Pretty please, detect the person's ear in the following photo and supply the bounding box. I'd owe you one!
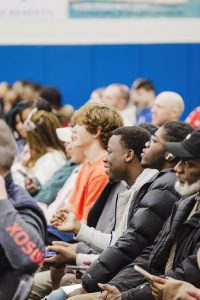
[125,149,135,163]
[165,152,175,161]
[92,128,101,139]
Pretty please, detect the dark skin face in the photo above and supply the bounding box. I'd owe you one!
[141,127,169,171]
[174,158,200,185]
[104,135,137,186]
[104,135,130,183]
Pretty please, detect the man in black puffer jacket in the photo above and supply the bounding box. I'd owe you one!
[77,122,193,295]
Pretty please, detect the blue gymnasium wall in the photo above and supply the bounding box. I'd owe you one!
[0,43,200,119]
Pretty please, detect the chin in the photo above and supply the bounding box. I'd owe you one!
[175,180,200,196]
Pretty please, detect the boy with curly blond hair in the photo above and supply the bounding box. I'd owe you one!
[69,102,123,221]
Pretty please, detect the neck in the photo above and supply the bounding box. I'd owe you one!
[83,141,106,163]
[160,161,175,171]
[125,163,144,187]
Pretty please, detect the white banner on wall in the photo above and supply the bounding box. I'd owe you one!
[0,0,66,19]
[0,0,200,44]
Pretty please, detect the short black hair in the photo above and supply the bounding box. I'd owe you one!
[133,79,155,92]
[112,126,150,161]
[40,86,62,109]
[139,123,158,136]
[162,121,194,142]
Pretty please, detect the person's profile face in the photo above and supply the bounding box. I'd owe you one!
[15,113,27,139]
[20,108,32,123]
[104,135,127,182]
[141,127,166,170]
[72,123,94,150]
[152,98,172,127]
[131,88,149,108]
[175,158,200,186]
[103,87,118,108]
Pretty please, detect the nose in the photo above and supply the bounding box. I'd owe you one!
[174,160,183,174]
[145,141,150,148]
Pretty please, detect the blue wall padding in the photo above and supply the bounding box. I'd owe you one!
[0,43,200,119]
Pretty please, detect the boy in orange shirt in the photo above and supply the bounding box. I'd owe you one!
[69,102,123,222]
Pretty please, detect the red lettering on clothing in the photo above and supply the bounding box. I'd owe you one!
[6,222,21,236]
[14,231,29,246]
[22,241,36,255]
[6,222,44,266]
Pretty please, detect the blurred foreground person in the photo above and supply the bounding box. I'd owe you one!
[0,120,46,300]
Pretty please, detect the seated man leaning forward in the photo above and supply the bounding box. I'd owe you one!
[0,120,46,300]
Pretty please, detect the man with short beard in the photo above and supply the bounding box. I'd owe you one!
[98,128,200,300]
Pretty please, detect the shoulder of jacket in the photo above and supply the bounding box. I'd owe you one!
[150,169,176,188]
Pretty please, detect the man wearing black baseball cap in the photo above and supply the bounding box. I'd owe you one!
[165,129,200,159]
[164,129,200,198]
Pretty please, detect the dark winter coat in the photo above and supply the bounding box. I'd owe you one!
[82,169,180,292]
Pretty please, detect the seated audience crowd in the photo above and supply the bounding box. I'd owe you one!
[0,78,199,300]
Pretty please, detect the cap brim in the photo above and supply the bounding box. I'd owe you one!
[165,142,196,159]
[56,127,72,143]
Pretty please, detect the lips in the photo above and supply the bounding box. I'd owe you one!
[104,165,110,175]
[176,176,185,184]
[141,148,147,159]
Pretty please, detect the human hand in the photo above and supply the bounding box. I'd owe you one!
[98,284,121,300]
[82,260,92,266]
[45,241,77,267]
[149,276,167,300]
[25,176,40,194]
[0,175,7,200]
[187,290,200,300]
[50,208,81,234]
[68,287,86,298]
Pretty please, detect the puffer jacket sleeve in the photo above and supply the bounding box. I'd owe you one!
[81,171,179,292]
